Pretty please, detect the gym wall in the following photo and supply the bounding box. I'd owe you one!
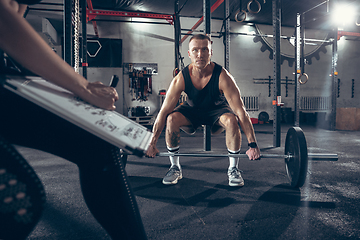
[31,15,360,121]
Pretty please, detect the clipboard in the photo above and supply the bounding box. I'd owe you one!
[2,75,153,156]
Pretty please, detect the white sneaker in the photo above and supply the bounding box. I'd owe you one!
[227,167,244,187]
[162,165,182,185]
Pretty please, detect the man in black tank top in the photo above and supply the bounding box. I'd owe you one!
[147,34,261,187]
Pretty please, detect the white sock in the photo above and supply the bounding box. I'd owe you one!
[228,149,240,170]
[167,146,181,169]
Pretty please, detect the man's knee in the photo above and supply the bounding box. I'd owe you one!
[221,114,240,130]
[166,112,184,128]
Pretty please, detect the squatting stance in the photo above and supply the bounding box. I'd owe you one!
[146,34,261,187]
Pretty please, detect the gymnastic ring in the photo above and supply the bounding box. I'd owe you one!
[247,0,261,14]
[356,18,360,26]
[298,73,309,84]
[235,9,247,22]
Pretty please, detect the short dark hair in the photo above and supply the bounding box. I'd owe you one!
[189,34,211,44]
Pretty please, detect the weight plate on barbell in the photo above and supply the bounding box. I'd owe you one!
[284,127,308,188]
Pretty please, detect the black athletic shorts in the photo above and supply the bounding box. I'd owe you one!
[174,102,234,134]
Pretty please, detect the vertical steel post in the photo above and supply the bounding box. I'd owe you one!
[81,0,87,79]
[204,0,211,151]
[174,0,181,70]
[64,0,73,66]
[224,0,230,71]
[301,14,305,75]
[272,0,281,147]
[294,13,301,127]
[204,0,211,35]
[330,30,338,130]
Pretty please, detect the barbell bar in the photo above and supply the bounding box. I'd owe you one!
[149,127,338,188]
[156,152,338,161]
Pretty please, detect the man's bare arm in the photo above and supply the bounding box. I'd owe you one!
[146,73,185,157]
[219,68,260,159]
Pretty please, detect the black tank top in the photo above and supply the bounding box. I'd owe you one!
[16,0,42,5]
[182,62,228,109]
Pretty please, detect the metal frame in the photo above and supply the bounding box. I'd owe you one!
[203,0,212,151]
[63,0,73,66]
[180,0,224,44]
[204,0,211,35]
[81,0,87,78]
[294,1,340,130]
[272,0,281,147]
[300,15,306,76]
[224,0,230,71]
[85,0,173,38]
[86,0,99,37]
[87,10,174,23]
[337,31,360,39]
[294,13,301,127]
[330,30,338,130]
[174,0,181,71]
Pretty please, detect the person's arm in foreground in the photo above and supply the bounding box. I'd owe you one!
[146,73,184,157]
[220,68,261,160]
[0,0,118,110]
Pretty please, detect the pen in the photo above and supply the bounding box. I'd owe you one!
[109,75,119,88]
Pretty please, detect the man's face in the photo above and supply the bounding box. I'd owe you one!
[188,38,212,69]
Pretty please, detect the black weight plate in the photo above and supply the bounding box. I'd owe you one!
[284,127,308,188]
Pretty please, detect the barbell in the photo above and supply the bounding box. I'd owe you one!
[154,127,338,188]
[157,152,338,161]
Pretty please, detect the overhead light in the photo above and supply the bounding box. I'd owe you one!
[241,25,256,34]
[332,3,357,27]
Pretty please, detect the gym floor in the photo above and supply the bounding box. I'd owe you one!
[19,123,359,240]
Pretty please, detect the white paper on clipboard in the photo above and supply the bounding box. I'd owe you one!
[3,76,153,156]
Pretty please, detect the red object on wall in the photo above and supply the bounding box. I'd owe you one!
[87,9,174,24]
[86,0,174,37]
